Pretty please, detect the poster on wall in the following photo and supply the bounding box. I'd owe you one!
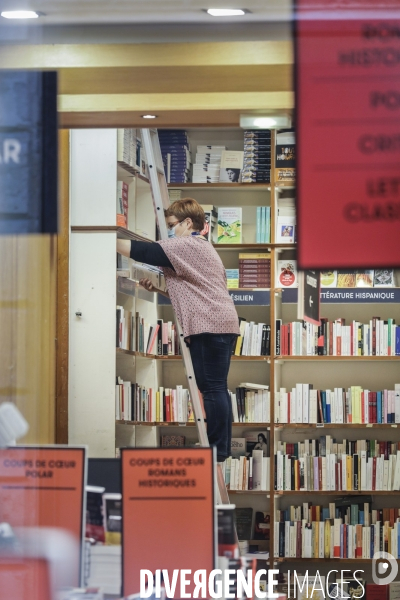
[295,0,400,268]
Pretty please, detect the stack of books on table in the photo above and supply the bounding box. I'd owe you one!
[239,253,271,288]
[226,269,239,288]
[242,130,271,183]
[158,129,191,183]
[192,145,226,183]
[86,545,121,596]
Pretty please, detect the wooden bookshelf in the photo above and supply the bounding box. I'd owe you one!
[276,490,398,496]
[274,355,400,361]
[117,350,270,362]
[167,183,270,190]
[276,423,399,429]
[116,421,271,427]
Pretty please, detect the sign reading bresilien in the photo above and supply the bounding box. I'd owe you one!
[121,447,215,598]
[295,1,400,268]
[0,71,58,233]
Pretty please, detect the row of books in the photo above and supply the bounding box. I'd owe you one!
[256,206,271,243]
[276,436,399,459]
[159,129,191,184]
[277,501,397,527]
[193,145,225,183]
[242,130,271,183]
[116,181,129,227]
[229,385,270,423]
[238,252,271,288]
[235,319,271,356]
[321,269,397,288]
[117,128,141,170]
[275,447,400,492]
[226,269,239,288]
[116,310,179,356]
[275,384,400,424]
[275,318,400,356]
[221,452,270,491]
[115,381,193,422]
[274,516,400,559]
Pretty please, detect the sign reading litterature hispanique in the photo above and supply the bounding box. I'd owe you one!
[0,71,58,234]
[295,0,400,268]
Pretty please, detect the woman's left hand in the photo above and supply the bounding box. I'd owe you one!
[139,278,154,292]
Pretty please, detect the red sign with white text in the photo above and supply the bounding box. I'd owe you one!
[295,1,400,268]
[122,447,215,598]
[0,446,86,586]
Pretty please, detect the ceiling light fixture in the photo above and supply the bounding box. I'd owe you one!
[240,114,292,130]
[1,10,39,18]
[207,8,246,16]
[141,114,157,119]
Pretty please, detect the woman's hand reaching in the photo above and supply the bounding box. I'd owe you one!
[139,278,155,292]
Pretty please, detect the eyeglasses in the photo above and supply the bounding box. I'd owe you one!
[167,220,185,230]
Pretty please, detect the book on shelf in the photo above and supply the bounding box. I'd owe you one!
[275,317,400,356]
[226,269,239,289]
[374,269,395,287]
[221,452,270,491]
[231,437,246,458]
[161,435,185,447]
[320,271,338,288]
[230,384,270,423]
[256,206,271,244]
[239,253,271,288]
[234,318,270,356]
[116,382,192,423]
[199,204,217,242]
[274,436,400,492]
[217,207,242,244]
[117,128,139,171]
[275,130,295,182]
[276,260,298,288]
[274,500,400,560]
[219,150,244,183]
[276,197,296,243]
[235,507,253,541]
[158,129,191,184]
[245,430,270,458]
[116,181,129,227]
[243,130,271,183]
[116,309,179,355]
[275,383,400,424]
[253,511,270,541]
[193,144,225,183]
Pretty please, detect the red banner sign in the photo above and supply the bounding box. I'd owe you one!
[295,1,400,268]
[122,447,215,597]
[0,446,86,586]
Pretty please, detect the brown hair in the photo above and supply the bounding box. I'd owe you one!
[165,198,205,231]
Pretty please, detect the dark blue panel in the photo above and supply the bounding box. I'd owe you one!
[282,288,400,304]
[0,71,58,233]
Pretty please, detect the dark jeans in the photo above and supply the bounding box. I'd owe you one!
[189,333,237,461]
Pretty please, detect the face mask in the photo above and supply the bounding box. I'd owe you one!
[168,226,177,239]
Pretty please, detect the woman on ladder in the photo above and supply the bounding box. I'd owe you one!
[117,197,239,463]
